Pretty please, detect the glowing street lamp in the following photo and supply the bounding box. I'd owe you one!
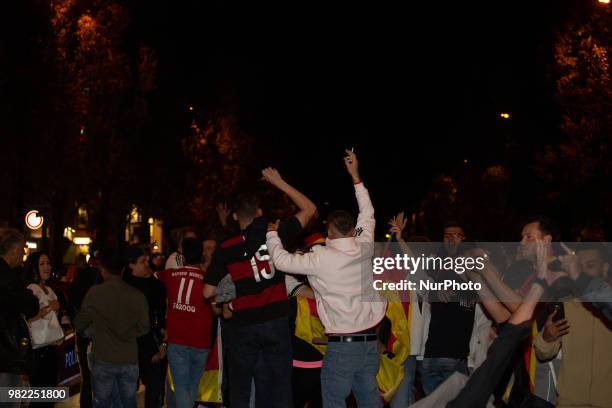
[499,112,511,120]
[598,0,610,4]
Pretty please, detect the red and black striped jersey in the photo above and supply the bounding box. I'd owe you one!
[205,216,302,326]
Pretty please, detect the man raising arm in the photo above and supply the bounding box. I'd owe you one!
[203,167,316,299]
[267,150,386,408]
[201,168,316,408]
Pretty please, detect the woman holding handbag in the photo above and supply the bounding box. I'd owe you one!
[24,251,65,406]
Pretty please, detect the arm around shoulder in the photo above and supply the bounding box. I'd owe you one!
[267,231,320,275]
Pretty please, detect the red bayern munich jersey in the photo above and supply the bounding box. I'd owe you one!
[158,266,213,349]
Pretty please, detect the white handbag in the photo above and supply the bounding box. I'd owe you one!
[27,284,65,348]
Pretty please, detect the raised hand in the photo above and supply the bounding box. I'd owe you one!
[261,167,284,187]
[388,211,407,242]
[559,243,580,280]
[216,202,230,227]
[343,149,360,183]
[267,219,280,233]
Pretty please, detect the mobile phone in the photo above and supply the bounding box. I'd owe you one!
[548,302,565,322]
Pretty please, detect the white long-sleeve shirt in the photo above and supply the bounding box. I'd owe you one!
[266,182,386,334]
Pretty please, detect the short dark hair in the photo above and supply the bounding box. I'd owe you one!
[125,245,148,265]
[524,216,558,240]
[327,210,355,236]
[0,228,24,256]
[234,193,260,220]
[181,237,203,265]
[576,242,609,260]
[179,226,198,242]
[98,248,124,275]
[23,251,50,285]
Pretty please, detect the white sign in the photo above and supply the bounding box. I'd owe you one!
[25,210,44,230]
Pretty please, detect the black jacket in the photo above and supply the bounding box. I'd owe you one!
[124,273,167,367]
[67,266,100,321]
[0,258,39,373]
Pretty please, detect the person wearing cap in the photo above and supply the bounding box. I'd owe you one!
[266,150,386,408]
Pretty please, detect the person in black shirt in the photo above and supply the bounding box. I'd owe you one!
[420,223,477,395]
[67,246,103,408]
[204,167,316,408]
[0,228,39,399]
[123,246,167,408]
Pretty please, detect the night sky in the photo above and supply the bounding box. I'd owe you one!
[2,0,595,240]
[130,0,574,221]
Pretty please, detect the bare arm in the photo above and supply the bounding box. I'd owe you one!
[261,168,316,228]
[467,272,511,324]
[387,212,436,298]
[484,240,552,314]
[203,284,217,299]
[481,265,522,313]
[29,301,59,322]
[295,285,315,299]
[509,283,544,325]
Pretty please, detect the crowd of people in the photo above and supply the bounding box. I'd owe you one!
[1,150,611,408]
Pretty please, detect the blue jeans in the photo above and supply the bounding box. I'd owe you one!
[111,381,123,408]
[389,355,417,408]
[166,343,209,408]
[321,341,382,408]
[419,357,469,395]
[91,359,139,408]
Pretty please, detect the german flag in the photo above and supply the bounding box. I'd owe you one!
[523,321,538,393]
[503,320,538,401]
[197,328,222,403]
[295,295,327,354]
[167,320,223,404]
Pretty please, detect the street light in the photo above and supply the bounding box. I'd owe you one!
[598,0,610,4]
[500,112,511,120]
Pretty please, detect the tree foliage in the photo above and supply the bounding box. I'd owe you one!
[536,7,612,187]
[50,0,158,243]
[182,111,254,225]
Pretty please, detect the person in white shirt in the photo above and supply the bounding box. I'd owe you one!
[24,251,65,405]
[266,150,386,408]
